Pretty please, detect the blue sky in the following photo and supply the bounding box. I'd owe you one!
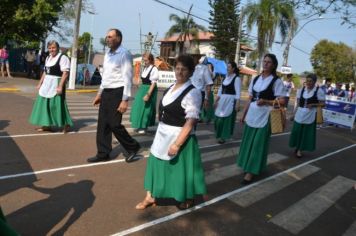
[62,0,356,73]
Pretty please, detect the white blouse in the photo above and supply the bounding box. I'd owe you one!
[217,73,241,100]
[45,53,70,72]
[162,79,202,119]
[294,86,326,124]
[245,75,285,128]
[141,65,159,82]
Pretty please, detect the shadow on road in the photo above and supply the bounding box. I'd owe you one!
[0,120,37,197]
[7,180,95,235]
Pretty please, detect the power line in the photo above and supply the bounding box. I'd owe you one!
[152,0,209,23]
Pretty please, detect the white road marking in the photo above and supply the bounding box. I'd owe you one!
[229,164,320,207]
[270,175,354,234]
[110,143,356,236]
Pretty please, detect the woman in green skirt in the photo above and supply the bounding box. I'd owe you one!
[1,206,18,236]
[29,40,73,133]
[130,53,158,134]
[214,61,241,144]
[237,54,285,184]
[289,73,325,158]
[136,55,206,210]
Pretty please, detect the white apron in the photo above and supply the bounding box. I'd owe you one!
[150,122,182,161]
[38,75,60,98]
[214,94,235,117]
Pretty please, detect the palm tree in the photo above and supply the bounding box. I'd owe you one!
[100,37,106,53]
[244,0,298,71]
[165,9,207,54]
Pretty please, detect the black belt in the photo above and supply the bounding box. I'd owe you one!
[103,87,123,92]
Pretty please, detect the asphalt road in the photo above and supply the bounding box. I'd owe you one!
[1,77,355,236]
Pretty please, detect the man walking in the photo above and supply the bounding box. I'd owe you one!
[87,28,140,163]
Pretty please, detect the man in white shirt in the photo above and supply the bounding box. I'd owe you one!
[190,53,213,115]
[87,28,140,163]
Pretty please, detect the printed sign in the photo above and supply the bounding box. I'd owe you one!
[157,71,176,88]
[281,66,292,74]
[323,95,356,129]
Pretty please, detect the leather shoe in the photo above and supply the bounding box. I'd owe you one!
[87,156,110,163]
[125,151,138,163]
[241,178,253,185]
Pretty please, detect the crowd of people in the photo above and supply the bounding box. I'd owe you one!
[0,27,350,233]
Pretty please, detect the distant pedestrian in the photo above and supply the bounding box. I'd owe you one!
[320,78,333,95]
[333,82,345,97]
[25,49,36,78]
[135,55,206,210]
[214,61,241,144]
[130,53,158,134]
[29,40,73,133]
[87,28,140,163]
[289,73,325,158]
[283,73,295,109]
[0,45,12,78]
[237,54,285,185]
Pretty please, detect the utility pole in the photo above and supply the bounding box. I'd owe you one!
[234,7,244,65]
[68,0,82,90]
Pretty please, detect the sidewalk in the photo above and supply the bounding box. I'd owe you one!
[0,76,99,93]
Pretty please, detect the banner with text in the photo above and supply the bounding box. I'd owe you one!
[323,95,356,129]
[157,71,176,88]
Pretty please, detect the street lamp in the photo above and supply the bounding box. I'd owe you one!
[282,16,323,67]
[87,10,97,65]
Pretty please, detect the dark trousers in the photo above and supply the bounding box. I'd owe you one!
[96,87,140,158]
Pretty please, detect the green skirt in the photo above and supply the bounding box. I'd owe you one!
[130,85,157,129]
[214,110,236,140]
[144,135,207,202]
[29,94,73,127]
[200,91,215,123]
[237,121,271,175]
[289,121,316,151]
[0,207,18,236]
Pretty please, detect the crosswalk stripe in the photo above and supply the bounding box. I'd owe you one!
[270,175,355,235]
[205,153,289,185]
[343,221,356,236]
[70,110,100,114]
[67,107,99,110]
[202,147,239,163]
[228,164,320,207]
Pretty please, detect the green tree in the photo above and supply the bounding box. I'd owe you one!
[165,9,207,54]
[208,0,245,61]
[0,0,92,46]
[244,0,297,71]
[310,40,355,83]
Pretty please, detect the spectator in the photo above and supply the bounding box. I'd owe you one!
[283,73,295,109]
[333,83,346,97]
[320,78,333,95]
[25,49,36,78]
[0,45,12,78]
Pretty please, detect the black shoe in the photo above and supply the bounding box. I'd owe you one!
[125,146,141,163]
[87,156,110,163]
[240,178,253,185]
[218,139,225,144]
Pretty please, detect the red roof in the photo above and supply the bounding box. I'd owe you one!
[239,66,257,76]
